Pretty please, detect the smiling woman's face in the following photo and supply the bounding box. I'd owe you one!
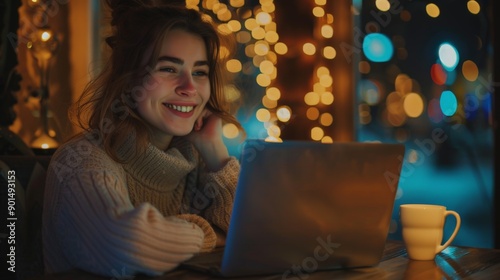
[135,29,210,145]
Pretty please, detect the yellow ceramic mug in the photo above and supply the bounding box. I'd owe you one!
[400,204,461,261]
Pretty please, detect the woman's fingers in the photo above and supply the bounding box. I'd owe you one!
[194,109,212,131]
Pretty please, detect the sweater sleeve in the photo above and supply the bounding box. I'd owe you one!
[43,145,209,277]
[188,157,240,233]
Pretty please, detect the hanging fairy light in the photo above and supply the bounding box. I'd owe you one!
[186,0,286,142]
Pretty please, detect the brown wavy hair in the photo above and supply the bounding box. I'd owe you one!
[72,1,243,162]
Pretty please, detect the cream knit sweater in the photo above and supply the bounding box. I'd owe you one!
[42,133,239,277]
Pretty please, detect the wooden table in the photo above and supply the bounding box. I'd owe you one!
[30,240,500,280]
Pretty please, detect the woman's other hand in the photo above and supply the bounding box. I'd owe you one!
[185,109,230,171]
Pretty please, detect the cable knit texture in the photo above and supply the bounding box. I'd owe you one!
[42,133,239,277]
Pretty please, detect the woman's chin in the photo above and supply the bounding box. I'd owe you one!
[172,128,195,137]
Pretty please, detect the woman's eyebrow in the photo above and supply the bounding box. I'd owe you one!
[157,55,208,66]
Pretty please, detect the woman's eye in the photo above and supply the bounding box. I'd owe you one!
[193,70,208,77]
[158,67,175,73]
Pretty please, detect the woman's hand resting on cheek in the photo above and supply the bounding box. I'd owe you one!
[185,109,231,172]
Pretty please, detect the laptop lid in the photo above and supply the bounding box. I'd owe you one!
[219,139,405,277]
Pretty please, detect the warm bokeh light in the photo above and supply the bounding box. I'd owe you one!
[312,7,325,17]
[426,3,440,18]
[267,124,281,138]
[224,85,241,103]
[254,41,270,56]
[375,0,391,12]
[385,109,406,127]
[311,127,324,141]
[320,113,333,126]
[320,92,334,105]
[467,0,480,14]
[262,95,277,108]
[430,63,447,85]
[31,133,59,149]
[236,31,251,43]
[245,44,255,57]
[41,31,51,41]
[256,108,271,122]
[222,123,240,139]
[276,106,292,122]
[229,0,245,8]
[252,54,264,67]
[358,61,371,74]
[256,73,271,87]
[303,43,316,55]
[266,87,281,100]
[261,1,276,13]
[274,42,288,55]
[313,83,325,94]
[217,9,232,22]
[316,66,329,77]
[321,25,334,38]
[267,51,278,64]
[307,107,320,120]
[219,46,230,59]
[319,75,333,87]
[265,31,279,43]
[256,12,272,25]
[217,24,232,35]
[386,91,404,114]
[252,27,266,39]
[315,0,327,5]
[304,91,320,106]
[323,46,336,59]
[321,136,333,143]
[227,20,242,32]
[462,60,479,82]
[395,74,412,94]
[259,60,274,75]
[245,18,258,30]
[226,59,242,73]
[186,0,199,7]
[326,13,334,24]
[403,93,424,118]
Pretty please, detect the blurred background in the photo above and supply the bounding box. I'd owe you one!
[1,0,494,248]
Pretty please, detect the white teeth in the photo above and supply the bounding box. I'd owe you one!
[166,104,194,113]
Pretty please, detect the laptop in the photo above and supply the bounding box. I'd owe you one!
[182,139,405,278]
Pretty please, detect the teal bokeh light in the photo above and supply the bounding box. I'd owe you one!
[362,33,393,62]
[438,43,459,71]
[440,90,458,116]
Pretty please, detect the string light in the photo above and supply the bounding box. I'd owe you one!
[186,0,287,141]
[186,0,338,142]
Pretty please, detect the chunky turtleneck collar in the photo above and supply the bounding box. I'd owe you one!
[121,138,198,192]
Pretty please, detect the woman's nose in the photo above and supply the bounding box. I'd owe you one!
[175,72,197,97]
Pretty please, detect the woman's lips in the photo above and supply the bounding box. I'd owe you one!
[163,103,196,118]
[165,103,194,113]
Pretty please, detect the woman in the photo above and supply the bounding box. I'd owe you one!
[42,1,243,277]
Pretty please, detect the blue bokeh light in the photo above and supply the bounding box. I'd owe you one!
[440,90,458,116]
[362,33,393,62]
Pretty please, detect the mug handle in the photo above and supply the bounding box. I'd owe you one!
[436,210,461,253]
